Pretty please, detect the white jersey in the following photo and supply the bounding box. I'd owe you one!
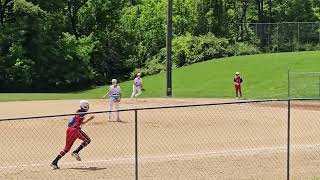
[109,85,121,96]
[134,77,142,87]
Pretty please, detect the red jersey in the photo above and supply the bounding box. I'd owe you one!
[233,76,243,85]
[68,109,86,129]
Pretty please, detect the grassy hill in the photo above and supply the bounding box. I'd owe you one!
[1,51,320,101]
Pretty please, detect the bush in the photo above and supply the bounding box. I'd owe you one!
[133,48,167,78]
[172,33,231,67]
[132,33,262,78]
[298,43,320,51]
[231,42,260,55]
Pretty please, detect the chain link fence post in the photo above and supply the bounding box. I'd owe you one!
[287,98,291,180]
[318,22,320,45]
[318,76,320,97]
[288,68,290,98]
[277,22,279,52]
[135,109,138,180]
[297,22,300,51]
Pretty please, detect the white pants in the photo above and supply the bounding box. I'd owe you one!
[131,85,142,98]
[109,98,120,119]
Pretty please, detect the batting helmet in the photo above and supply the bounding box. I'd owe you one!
[80,100,90,111]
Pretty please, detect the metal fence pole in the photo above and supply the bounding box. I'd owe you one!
[318,22,320,45]
[288,68,290,98]
[287,68,291,180]
[268,23,271,52]
[319,76,320,97]
[234,24,238,56]
[256,23,258,38]
[166,0,173,97]
[287,98,291,180]
[135,109,138,180]
[277,23,279,52]
[297,22,300,51]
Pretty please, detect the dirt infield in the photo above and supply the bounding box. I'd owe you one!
[0,98,319,179]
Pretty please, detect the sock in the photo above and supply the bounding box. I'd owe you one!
[73,145,84,154]
[52,155,62,164]
[52,150,66,164]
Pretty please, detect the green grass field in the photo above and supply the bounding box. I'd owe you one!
[1,51,320,101]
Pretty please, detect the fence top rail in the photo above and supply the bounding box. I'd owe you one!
[238,22,320,25]
[289,72,320,74]
[0,98,319,122]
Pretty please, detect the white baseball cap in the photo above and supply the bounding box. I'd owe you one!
[111,79,117,83]
[236,72,240,75]
[137,73,141,76]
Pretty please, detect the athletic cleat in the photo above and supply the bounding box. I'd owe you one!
[50,163,60,170]
[72,152,82,161]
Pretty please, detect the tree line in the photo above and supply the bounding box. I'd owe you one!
[0,0,319,92]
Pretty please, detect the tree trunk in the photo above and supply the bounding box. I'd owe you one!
[67,0,89,39]
[0,1,3,27]
[268,0,272,49]
[256,0,263,22]
[67,1,79,39]
[0,0,11,27]
[256,0,265,49]
[239,0,249,40]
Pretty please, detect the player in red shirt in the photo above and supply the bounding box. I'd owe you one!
[51,100,94,170]
[234,72,243,99]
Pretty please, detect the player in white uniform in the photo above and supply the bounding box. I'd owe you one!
[103,79,121,121]
[130,73,143,100]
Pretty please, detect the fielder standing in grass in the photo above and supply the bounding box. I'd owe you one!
[130,72,143,100]
[51,100,94,170]
[234,72,243,99]
[103,79,121,121]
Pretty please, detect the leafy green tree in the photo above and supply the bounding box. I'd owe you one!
[0,0,319,92]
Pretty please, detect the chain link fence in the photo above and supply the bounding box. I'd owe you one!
[138,101,288,179]
[0,98,319,179]
[237,22,320,52]
[0,110,136,179]
[290,99,320,179]
[289,72,320,98]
